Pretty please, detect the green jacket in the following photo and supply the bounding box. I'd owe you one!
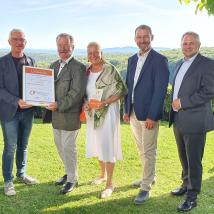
[51,57,86,131]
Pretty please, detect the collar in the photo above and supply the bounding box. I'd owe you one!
[137,48,151,58]
[59,54,73,64]
[10,52,25,59]
[86,63,105,76]
[183,53,198,63]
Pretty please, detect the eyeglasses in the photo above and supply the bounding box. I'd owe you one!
[11,38,26,43]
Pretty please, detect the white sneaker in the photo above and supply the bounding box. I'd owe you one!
[132,180,142,188]
[16,175,38,185]
[100,186,114,199]
[4,182,16,196]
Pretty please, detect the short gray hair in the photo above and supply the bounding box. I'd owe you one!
[181,31,201,45]
[135,25,153,35]
[56,33,74,43]
[9,28,25,40]
[87,41,105,63]
[87,41,102,51]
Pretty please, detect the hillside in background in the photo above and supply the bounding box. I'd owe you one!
[0,47,213,83]
[0,46,172,56]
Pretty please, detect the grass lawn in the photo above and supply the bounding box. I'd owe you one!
[0,120,214,214]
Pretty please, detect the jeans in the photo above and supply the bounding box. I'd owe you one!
[1,109,34,183]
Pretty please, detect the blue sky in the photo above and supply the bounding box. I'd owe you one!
[0,0,213,49]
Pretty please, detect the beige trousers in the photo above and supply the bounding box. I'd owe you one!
[53,129,78,183]
[130,111,159,191]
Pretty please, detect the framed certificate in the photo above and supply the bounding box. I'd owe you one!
[23,66,55,106]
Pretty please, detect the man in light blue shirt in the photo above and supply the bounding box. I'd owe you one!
[169,32,214,212]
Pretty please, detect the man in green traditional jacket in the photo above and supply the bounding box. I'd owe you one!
[46,33,86,194]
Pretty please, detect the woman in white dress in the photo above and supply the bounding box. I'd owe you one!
[83,42,127,198]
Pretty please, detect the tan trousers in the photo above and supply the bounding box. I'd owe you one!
[130,111,159,191]
[53,129,78,183]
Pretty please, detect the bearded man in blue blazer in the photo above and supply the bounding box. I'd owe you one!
[0,29,38,196]
[123,25,169,204]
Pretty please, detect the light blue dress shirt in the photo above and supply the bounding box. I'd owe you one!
[173,54,198,102]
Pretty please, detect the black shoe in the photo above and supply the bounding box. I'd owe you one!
[134,190,150,205]
[171,187,187,196]
[55,175,67,186]
[177,200,197,212]
[60,182,78,194]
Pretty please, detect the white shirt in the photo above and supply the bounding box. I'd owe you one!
[132,50,150,103]
[173,53,198,102]
[57,54,73,77]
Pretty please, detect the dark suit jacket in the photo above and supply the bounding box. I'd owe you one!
[124,49,169,121]
[0,53,35,121]
[169,53,214,134]
[48,57,86,131]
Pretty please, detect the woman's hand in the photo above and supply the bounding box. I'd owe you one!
[83,101,91,111]
[89,99,108,110]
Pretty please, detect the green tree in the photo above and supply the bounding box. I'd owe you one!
[179,0,214,15]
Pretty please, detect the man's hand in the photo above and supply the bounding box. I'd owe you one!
[145,118,156,129]
[18,99,32,109]
[123,114,130,123]
[46,102,58,111]
[172,99,181,112]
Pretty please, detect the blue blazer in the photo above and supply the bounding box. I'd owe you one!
[0,53,35,121]
[125,49,169,121]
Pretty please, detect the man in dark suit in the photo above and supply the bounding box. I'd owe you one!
[123,25,169,204]
[46,33,86,194]
[170,31,214,212]
[0,29,38,196]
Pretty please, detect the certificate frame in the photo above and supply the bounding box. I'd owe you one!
[23,66,55,106]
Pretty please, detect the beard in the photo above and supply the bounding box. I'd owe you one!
[139,43,151,53]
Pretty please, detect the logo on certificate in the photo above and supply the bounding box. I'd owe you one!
[29,90,36,95]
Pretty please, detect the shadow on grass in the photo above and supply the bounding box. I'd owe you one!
[0,181,179,214]
[44,189,180,214]
[44,175,214,214]
[0,181,135,214]
[0,183,181,214]
[0,176,214,214]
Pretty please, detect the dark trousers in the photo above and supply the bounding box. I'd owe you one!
[173,124,206,201]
